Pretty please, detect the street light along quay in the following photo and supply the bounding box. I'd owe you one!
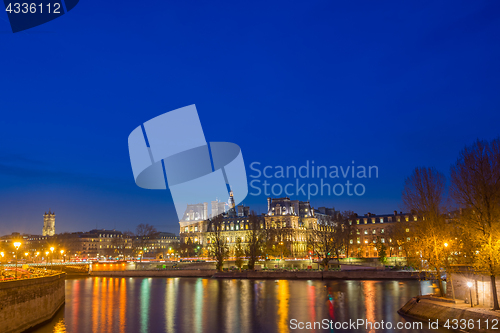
[467,282,473,308]
[60,250,65,270]
[14,241,21,279]
[50,247,54,271]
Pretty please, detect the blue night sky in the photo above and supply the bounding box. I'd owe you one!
[1,1,499,236]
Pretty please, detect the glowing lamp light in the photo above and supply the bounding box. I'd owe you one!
[444,243,448,248]
[0,252,4,257]
[50,247,54,252]
[467,282,473,288]
[60,250,64,255]
[14,242,21,249]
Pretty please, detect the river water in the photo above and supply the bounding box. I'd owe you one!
[33,277,453,333]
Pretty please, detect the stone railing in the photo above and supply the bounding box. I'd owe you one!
[0,273,65,333]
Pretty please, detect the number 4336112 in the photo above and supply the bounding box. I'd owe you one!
[5,3,61,14]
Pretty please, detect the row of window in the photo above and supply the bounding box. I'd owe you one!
[348,215,417,225]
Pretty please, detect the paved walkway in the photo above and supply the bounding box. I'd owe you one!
[420,296,500,317]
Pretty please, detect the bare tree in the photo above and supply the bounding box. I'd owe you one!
[134,223,159,259]
[234,237,245,270]
[180,238,196,257]
[341,210,357,259]
[207,215,229,271]
[307,223,340,270]
[402,166,448,296]
[450,138,500,309]
[245,211,264,270]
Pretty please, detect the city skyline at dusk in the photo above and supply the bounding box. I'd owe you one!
[1,1,499,237]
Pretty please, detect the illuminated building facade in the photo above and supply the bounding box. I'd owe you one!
[347,211,418,258]
[179,196,339,257]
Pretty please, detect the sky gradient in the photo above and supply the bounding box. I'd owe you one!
[1,1,499,236]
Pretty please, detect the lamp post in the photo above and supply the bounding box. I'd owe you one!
[1,252,4,271]
[14,242,21,279]
[36,252,40,263]
[279,241,283,269]
[467,282,473,307]
[45,251,49,264]
[60,250,65,271]
[50,247,54,271]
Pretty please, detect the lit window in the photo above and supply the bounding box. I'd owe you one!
[364,230,368,235]
[372,230,376,234]
[381,238,385,243]
[405,228,409,232]
[381,229,384,234]
[350,239,353,244]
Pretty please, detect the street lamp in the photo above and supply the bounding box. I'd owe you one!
[45,251,49,265]
[60,250,65,262]
[444,242,448,248]
[36,252,40,263]
[50,247,54,270]
[1,252,4,270]
[467,282,473,307]
[14,242,21,279]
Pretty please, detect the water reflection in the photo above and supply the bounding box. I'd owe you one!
[33,278,451,333]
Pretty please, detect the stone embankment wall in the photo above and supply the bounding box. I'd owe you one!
[0,273,65,333]
[91,269,422,280]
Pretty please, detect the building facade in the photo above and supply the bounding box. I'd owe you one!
[179,196,339,258]
[347,211,418,259]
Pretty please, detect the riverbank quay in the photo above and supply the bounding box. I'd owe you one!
[0,273,66,333]
[398,296,500,333]
[90,269,423,280]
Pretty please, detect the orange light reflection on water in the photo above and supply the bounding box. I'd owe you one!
[92,277,100,333]
[119,278,126,333]
[363,281,376,333]
[277,280,289,333]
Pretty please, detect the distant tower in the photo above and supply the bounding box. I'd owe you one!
[42,210,55,236]
[228,190,235,210]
